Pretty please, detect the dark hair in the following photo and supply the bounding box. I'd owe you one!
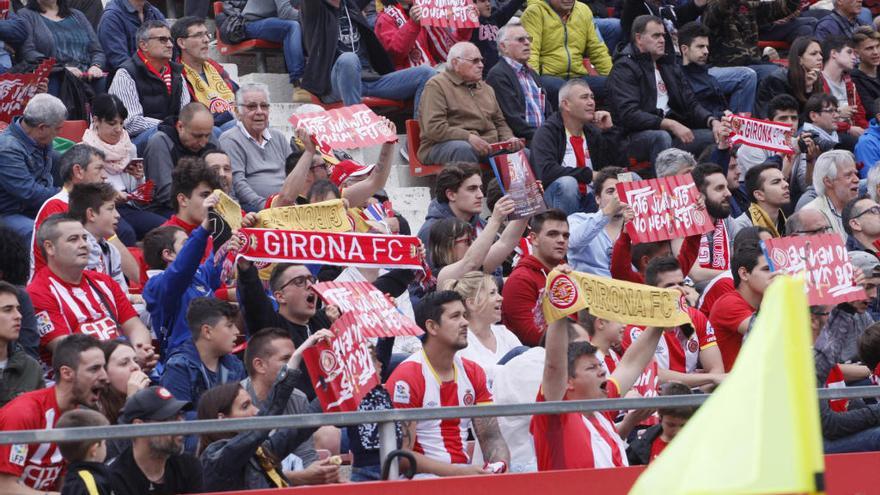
[91,93,128,123]
[428,217,474,270]
[59,143,104,184]
[56,409,109,462]
[415,290,464,333]
[98,340,135,425]
[186,297,238,340]
[197,382,243,453]
[691,162,724,193]
[143,225,185,270]
[821,36,854,64]
[656,382,696,419]
[788,36,823,104]
[434,164,482,203]
[485,178,503,212]
[0,227,30,285]
[178,102,212,125]
[567,341,599,378]
[52,334,102,378]
[645,256,681,287]
[767,94,800,121]
[267,263,306,292]
[592,167,625,196]
[858,322,880,371]
[25,0,71,17]
[68,182,118,225]
[631,240,669,270]
[0,280,18,299]
[36,214,82,261]
[170,16,206,44]
[244,328,291,377]
[677,21,708,48]
[529,208,568,235]
[804,93,838,123]
[731,243,764,287]
[171,157,223,211]
[843,196,872,236]
[732,226,772,251]
[202,148,228,161]
[307,179,341,203]
[744,162,781,203]
[631,14,663,39]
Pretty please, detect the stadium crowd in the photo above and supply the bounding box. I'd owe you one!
[3,0,880,491]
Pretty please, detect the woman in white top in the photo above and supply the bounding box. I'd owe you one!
[442,271,522,388]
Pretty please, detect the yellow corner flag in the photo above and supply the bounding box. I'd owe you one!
[629,276,825,495]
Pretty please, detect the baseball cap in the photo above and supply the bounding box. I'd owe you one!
[848,251,880,279]
[119,386,191,424]
[330,160,375,187]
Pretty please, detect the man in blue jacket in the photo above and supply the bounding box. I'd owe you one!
[97,0,166,71]
[0,94,65,239]
[0,14,27,74]
[856,97,880,179]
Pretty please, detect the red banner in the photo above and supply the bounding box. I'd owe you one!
[416,0,479,28]
[288,104,396,151]
[303,311,381,412]
[489,150,546,220]
[616,175,713,244]
[763,234,867,306]
[233,228,424,270]
[0,59,54,123]
[313,281,423,337]
[729,115,795,155]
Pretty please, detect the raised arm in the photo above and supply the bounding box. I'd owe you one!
[483,217,528,274]
[342,124,396,208]
[273,128,317,208]
[611,326,663,395]
[435,197,512,286]
[541,318,571,402]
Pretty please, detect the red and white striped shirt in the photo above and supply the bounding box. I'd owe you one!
[385,350,493,464]
[621,307,717,373]
[27,268,138,367]
[0,387,64,491]
[29,189,69,280]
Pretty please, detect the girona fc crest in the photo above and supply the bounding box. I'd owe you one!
[687,338,699,354]
[548,274,578,310]
[319,350,338,374]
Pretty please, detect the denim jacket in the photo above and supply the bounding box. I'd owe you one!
[0,118,60,216]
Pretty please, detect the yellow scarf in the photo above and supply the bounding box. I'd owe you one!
[748,203,785,238]
[182,62,235,115]
[255,446,289,488]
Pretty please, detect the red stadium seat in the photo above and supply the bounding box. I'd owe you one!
[405,119,443,177]
[308,94,409,112]
[213,2,281,72]
[57,120,88,142]
[758,40,790,50]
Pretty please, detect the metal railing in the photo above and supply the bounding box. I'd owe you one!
[1,386,877,479]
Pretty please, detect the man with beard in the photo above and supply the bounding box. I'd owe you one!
[108,386,202,494]
[803,150,862,241]
[690,163,736,284]
[733,162,791,238]
[387,291,510,477]
[0,334,108,493]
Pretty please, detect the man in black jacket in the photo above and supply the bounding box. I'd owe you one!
[529,79,619,214]
[608,15,723,170]
[300,0,436,116]
[486,23,550,143]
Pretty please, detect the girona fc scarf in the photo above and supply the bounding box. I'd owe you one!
[182,61,235,115]
[232,228,424,270]
[826,363,849,413]
[697,218,729,270]
[384,5,434,68]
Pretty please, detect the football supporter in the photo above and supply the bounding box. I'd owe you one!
[0,334,107,493]
[733,162,790,238]
[386,290,511,476]
[626,382,696,464]
[845,197,880,257]
[690,162,736,284]
[785,207,835,236]
[610,227,702,285]
[531,315,665,471]
[582,313,624,374]
[654,148,697,178]
[801,150,861,240]
[27,215,153,370]
[67,183,131,292]
[57,409,112,495]
[0,282,43,407]
[108,386,203,494]
[418,164,487,267]
[502,209,569,346]
[203,150,234,199]
[820,37,868,141]
[162,156,225,234]
[568,167,632,277]
[709,243,774,371]
[697,226,773,317]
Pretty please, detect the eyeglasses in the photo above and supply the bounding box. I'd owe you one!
[148,36,173,44]
[810,310,830,317]
[853,205,880,219]
[183,30,214,40]
[513,35,533,43]
[241,102,271,112]
[794,225,832,235]
[277,274,316,291]
[819,108,840,115]
[457,56,484,65]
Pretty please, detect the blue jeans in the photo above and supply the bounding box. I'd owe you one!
[540,74,607,111]
[350,465,382,482]
[747,63,784,87]
[708,66,757,115]
[328,53,436,117]
[1,213,36,240]
[825,425,880,453]
[425,140,479,164]
[117,204,168,241]
[758,16,816,44]
[543,176,592,215]
[594,17,622,54]
[244,18,305,82]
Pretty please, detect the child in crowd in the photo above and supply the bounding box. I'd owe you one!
[58,409,113,495]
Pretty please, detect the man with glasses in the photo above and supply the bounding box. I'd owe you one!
[109,20,191,154]
[220,83,291,212]
[237,259,331,400]
[785,208,834,236]
[418,41,522,165]
[802,150,861,241]
[486,24,550,143]
[844,197,880,320]
[172,17,239,135]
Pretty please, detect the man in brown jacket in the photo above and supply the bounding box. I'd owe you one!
[418,42,524,165]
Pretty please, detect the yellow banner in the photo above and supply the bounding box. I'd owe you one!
[212,189,242,231]
[258,199,351,231]
[541,269,691,327]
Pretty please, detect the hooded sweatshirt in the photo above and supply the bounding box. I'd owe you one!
[0,342,44,407]
[417,199,486,270]
[144,122,219,211]
[501,254,553,346]
[856,118,880,179]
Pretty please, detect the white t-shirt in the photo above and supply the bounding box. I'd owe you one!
[825,77,847,107]
[488,347,545,472]
[655,64,670,115]
[458,324,523,389]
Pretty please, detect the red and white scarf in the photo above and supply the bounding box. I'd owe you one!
[697,218,730,270]
[384,5,434,68]
[137,50,172,94]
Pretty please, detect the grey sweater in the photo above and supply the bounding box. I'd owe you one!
[242,0,300,21]
[219,124,290,211]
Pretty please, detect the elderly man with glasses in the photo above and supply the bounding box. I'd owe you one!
[219,83,292,212]
[801,149,861,241]
[418,41,523,165]
[109,20,191,154]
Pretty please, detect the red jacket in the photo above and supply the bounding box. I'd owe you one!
[501,254,552,346]
[610,230,702,284]
[821,73,869,132]
[374,8,437,70]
